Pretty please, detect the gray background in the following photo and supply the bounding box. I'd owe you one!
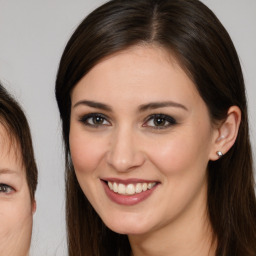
[0,1,255,255]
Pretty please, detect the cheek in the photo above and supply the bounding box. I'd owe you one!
[147,129,211,177]
[69,130,106,176]
[148,140,194,176]
[0,198,33,248]
[69,129,109,209]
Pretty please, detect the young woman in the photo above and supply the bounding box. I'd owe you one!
[0,84,38,255]
[55,0,256,255]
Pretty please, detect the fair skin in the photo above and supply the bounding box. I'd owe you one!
[69,45,240,256]
[0,125,35,256]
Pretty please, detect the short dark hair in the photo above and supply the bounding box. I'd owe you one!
[0,83,38,200]
[55,0,256,255]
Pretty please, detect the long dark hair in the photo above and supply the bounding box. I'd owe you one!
[55,0,256,255]
[0,83,38,200]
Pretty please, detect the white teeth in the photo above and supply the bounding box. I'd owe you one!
[142,183,147,191]
[118,184,126,194]
[107,181,156,195]
[113,182,118,193]
[135,183,142,193]
[148,183,153,189]
[126,184,135,195]
[108,181,113,190]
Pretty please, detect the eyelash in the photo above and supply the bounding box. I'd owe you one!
[79,113,177,130]
[79,113,111,127]
[0,183,14,194]
[143,114,177,129]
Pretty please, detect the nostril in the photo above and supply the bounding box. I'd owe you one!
[106,134,145,172]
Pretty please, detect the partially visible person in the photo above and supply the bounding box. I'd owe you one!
[0,83,38,256]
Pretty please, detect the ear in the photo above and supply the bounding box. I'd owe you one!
[32,200,37,214]
[209,106,241,161]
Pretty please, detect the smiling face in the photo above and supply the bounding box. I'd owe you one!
[69,46,218,237]
[0,125,34,256]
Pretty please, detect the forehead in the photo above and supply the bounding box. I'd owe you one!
[0,124,24,172]
[71,45,201,108]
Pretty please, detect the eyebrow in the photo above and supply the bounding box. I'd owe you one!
[0,168,19,176]
[138,101,188,112]
[73,100,112,112]
[73,100,188,112]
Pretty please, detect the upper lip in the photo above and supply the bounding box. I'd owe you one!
[101,178,159,185]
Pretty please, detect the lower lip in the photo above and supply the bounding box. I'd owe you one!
[102,181,158,206]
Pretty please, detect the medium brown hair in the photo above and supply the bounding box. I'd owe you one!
[0,83,38,200]
[55,0,256,255]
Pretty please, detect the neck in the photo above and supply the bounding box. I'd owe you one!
[128,186,216,256]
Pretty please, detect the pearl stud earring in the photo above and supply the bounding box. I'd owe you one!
[216,151,223,158]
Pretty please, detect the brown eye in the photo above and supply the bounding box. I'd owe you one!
[143,114,177,129]
[92,116,105,125]
[79,113,111,127]
[153,117,167,126]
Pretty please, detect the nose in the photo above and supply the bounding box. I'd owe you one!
[106,126,145,172]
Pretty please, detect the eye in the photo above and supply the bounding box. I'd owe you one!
[143,114,177,129]
[0,184,14,194]
[79,113,111,127]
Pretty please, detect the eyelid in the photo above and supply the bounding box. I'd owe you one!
[79,113,111,127]
[0,183,15,194]
[143,113,177,129]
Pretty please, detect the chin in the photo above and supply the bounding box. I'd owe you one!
[102,215,152,235]
[107,224,148,235]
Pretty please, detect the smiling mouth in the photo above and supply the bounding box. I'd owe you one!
[107,181,157,195]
